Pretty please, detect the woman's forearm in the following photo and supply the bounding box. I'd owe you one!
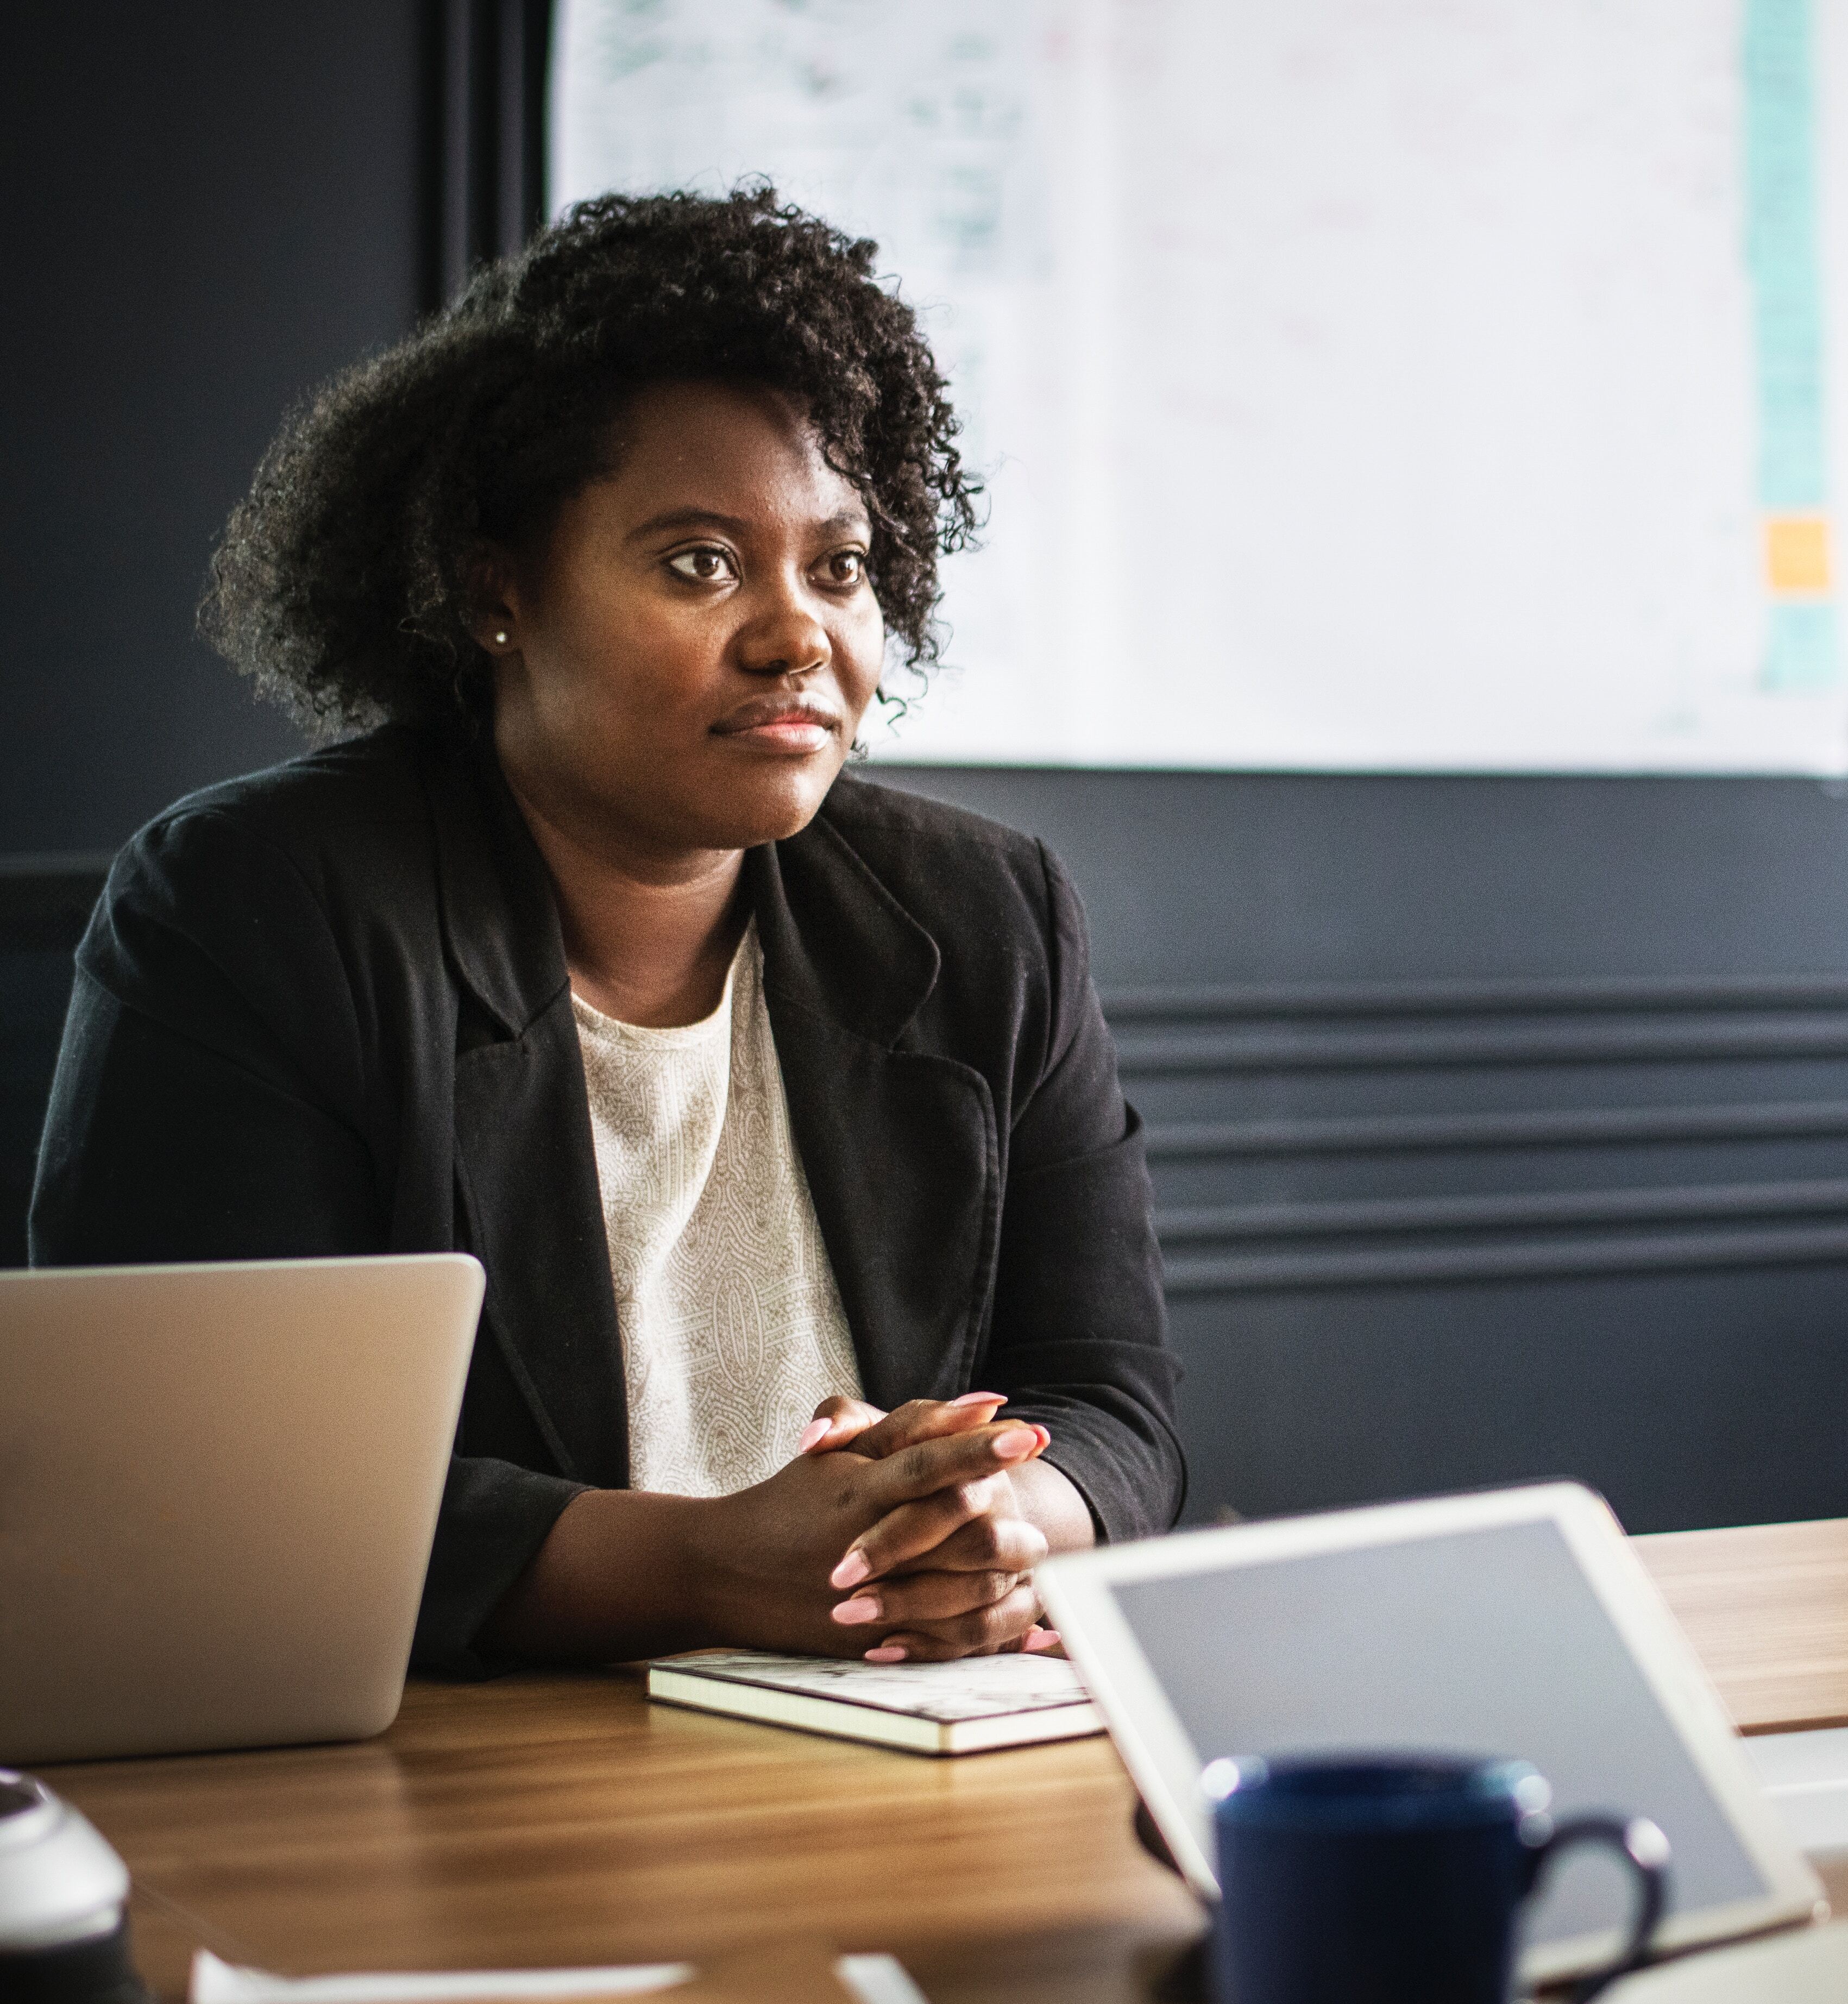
[482,1429,1097,1666]
[1010,1458,1097,1557]
[480,1487,718,1663]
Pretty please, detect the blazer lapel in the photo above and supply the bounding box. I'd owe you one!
[420,735,1002,1482]
[751,815,1001,1413]
[424,736,628,1488]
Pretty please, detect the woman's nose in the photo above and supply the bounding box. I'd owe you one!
[736,589,831,678]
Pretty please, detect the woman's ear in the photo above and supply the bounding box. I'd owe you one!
[466,546,521,655]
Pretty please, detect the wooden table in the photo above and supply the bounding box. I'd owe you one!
[41,1518,1848,2004]
[1633,1518,1848,1736]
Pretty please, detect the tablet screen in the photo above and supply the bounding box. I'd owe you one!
[1111,1519,1768,1944]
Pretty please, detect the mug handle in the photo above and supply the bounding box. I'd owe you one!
[1524,1814,1671,2004]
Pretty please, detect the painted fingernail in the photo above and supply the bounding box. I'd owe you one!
[953,1391,1005,1406]
[831,1595,882,1626]
[1023,1628,1062,1652]
[829,1548,871,1590]
[992,1427,1038,1461]
[865,1645,908,1663]
[1030,1424,1051,1449]
[797,1418,830,1453]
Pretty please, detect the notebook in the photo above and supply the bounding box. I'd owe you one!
[645,1650,1102,1755]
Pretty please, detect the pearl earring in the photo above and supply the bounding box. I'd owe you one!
[493,630,508,646]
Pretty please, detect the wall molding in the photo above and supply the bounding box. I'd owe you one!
[1114,978,1848,1293]
[1164,1221,1848,1294]
[1143,1100,1848,1159]
[1156,1177,1848,1242]
[1115,1017,1848,1075]
[1102,973,1848,1021]
[0,855,112,953]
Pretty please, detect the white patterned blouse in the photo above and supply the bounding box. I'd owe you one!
[572,919,864,1498]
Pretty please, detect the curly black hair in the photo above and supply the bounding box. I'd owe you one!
[200,186,981,735]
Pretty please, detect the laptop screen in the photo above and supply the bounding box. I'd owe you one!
[1111,1518,1768,1944]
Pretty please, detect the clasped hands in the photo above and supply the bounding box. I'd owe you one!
[694,1392,1063,1663]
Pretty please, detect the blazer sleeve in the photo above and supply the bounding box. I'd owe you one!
[29,811,584,1676]
[984,843,1186,1541]
[31,811,383,1262]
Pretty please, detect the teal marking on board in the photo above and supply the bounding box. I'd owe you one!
[1766,601,1840,689]
[1744,0,1827,510]
[1743,0,1839,689]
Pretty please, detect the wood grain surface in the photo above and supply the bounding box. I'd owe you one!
[1633,1518,1848,1733]
[49,1669,1202,2004]
[42,1519,1848,2004]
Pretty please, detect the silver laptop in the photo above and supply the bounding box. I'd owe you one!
[0,1254,482,1764]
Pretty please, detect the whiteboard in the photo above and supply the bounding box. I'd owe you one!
[551,0,1848,774]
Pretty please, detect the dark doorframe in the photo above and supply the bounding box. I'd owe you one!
[422,0,552,310]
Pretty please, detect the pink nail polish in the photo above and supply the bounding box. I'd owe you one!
[797,1418,830,1453]
[1023,1628,1062,1652]
[829,1548,871,1590]
[865,1645,908,1663]
[1030,1424,1051,1449]
[952,1391,1005,1406]
[831,1595,881,1625]
[992,1427,1037,1461]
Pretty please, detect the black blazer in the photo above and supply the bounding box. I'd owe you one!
[30,726,1184,1672]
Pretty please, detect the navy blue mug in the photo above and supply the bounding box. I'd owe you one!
[1206,1754,1670,2004]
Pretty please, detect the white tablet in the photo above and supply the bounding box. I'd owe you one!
[1037,1482,1825,1989]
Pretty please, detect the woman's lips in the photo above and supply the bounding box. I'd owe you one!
[711,700,841,755]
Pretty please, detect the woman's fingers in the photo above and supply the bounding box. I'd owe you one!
[881,1509,1048,1579]
[858,1582,1044,1663]
[797,1395,888,1455]
[828,1484,994,1591]
[857,1421,1044,1520]
[832,1562,1026,1631]
[832,1454,1041,1590]
[799,1393,1018,1461]
[828,1424,1048,1587]
[841,1393,1008,1462]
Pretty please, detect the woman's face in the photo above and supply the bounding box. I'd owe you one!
[486,379,887,866]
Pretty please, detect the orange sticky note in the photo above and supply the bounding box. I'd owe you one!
[1765,515,1833,594]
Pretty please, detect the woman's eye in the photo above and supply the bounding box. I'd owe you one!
[666,547,736,583]
[821,550,866,586]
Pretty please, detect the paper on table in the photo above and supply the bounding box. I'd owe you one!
[191,1952,687,2002]
[191,1948,928,2004]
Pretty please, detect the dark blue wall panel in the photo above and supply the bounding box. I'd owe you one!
[0,0,423,854]
[876,766,1848,1534]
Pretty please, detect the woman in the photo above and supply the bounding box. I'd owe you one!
[30,189,1184,1676]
